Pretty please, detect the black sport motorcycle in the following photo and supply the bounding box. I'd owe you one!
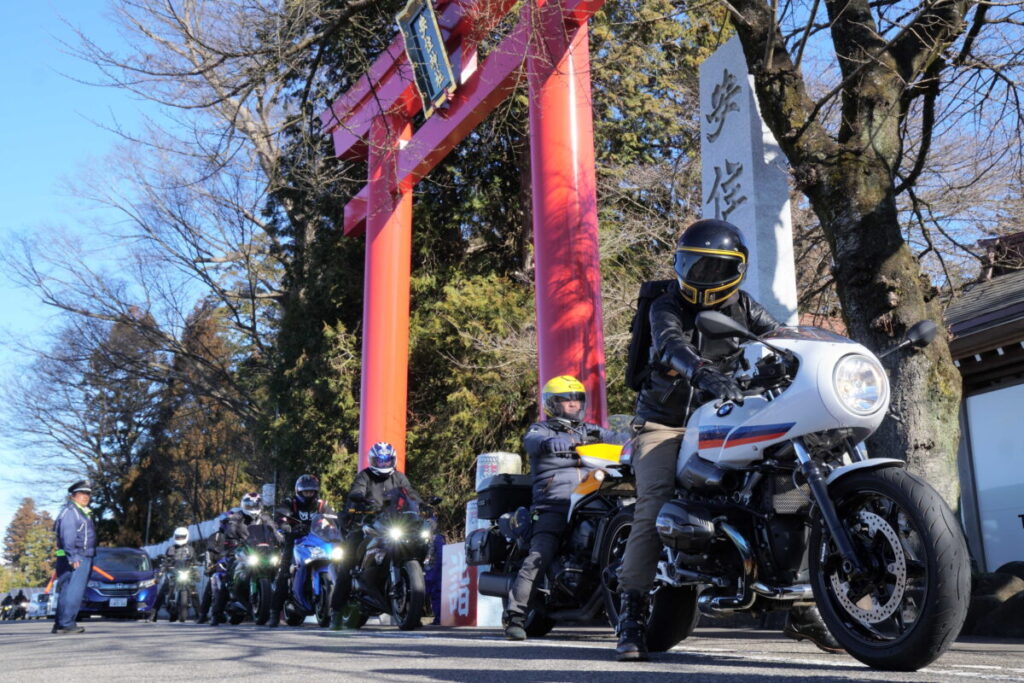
[164,560,199,622]
[467,444,636,637]
[635,312,970,671]
[340,489,435,631]
[228,524,282,625]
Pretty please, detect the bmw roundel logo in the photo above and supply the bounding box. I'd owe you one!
[716,403,734,417]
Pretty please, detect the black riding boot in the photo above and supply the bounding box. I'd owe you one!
[615,590,649,662]
[784,604,843,653]
[503,611,526,641]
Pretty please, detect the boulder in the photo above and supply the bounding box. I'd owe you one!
[973,592,1024,639]
[972,572,1024,601]
[995,561,1024,582]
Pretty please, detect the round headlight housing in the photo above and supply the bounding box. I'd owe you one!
[330,547,344,562]
[833,354,887,415]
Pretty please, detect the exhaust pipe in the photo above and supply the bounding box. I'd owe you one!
[697,522,756,614]
[478,572,514,598]
[678,454,741,493]
[752,582,814,601]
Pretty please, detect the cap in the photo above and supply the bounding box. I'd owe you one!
[68,479,93,495]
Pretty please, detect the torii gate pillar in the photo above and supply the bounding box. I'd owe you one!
[361,114,414,472]
[528,6,607,420]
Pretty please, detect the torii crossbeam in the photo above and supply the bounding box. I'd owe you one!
[319,0,608,471]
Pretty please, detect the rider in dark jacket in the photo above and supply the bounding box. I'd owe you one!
[268,474,337,627]
[210,493,271,625]
[614,219,839,661]
[329,442,422,628]
[503,376,627,641]
[151,527,195,621]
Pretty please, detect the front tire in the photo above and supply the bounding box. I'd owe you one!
[316,576,333,628]
[390,561,425,630]
[177,590,190,622]
[810,468,970,671]
[253,579,272,625]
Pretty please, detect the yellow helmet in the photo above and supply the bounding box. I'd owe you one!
[541,375,586,420]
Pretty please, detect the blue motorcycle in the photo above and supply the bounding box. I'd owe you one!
[284,514,344,627]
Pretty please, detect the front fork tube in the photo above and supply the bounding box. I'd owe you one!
[792,438,865,577]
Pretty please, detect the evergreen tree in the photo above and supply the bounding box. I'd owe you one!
[3,498,42,566]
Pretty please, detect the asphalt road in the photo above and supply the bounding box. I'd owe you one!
[1,619,1022,682]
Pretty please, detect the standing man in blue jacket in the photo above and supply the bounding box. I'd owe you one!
[52,479,96,634]
[503,375,627,640]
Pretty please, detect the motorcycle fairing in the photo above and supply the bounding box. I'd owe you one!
[680,336,888,471]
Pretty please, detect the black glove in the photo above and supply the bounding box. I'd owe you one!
[544,435,577,458]
[692,365,743,403]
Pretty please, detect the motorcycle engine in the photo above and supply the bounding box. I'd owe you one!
[656,500,715,552]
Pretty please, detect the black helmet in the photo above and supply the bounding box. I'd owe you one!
[294,474,320,511]
[674,219,748,308]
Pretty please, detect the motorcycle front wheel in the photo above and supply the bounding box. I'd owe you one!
[176,590,190,622]
[389,561,425,631]
[253,578,272,625]
[810,468,970,671]
[316,577,333,627]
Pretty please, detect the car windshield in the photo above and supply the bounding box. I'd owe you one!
[762,326,854,343]
[95,548,152,572]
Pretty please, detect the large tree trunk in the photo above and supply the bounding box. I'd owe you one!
[726,0,971,506]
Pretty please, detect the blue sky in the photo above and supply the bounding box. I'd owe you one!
[0,2,149,535]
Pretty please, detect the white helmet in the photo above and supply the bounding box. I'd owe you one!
[173,527,189,546]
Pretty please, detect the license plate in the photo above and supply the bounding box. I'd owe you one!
[109,597,128,607]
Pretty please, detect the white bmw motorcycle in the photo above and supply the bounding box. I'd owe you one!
[646,311,970,671]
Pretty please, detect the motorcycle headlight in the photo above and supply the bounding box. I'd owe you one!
[833,354,887,415]
[419,529,431,541]
[177,570,190,581]
[387,527,404,541]
[246,554,260,567]
[270,554,280,566]
[330,547,344,562]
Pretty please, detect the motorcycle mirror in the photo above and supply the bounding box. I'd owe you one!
[905,320,937,348]
[696,311,757,341]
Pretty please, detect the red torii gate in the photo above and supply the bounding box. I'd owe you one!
[319,0,608,471]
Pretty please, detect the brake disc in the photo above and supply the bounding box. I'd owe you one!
[829,509,907,625]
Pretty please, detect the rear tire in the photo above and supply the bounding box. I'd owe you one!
[390,561,425,631]
[600,506,699,652]
[810,468,970,671]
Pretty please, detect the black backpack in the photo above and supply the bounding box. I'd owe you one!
[625,279,675,391]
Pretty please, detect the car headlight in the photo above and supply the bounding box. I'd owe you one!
[138,579,157,588]
[388,527,404,541]
[87,581,101,589]
[833,354,887,415]
[246,554,260,567]
[330,547,344,562]
[177,570,190,581]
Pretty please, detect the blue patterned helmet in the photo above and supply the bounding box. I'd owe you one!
[368,442,397,475]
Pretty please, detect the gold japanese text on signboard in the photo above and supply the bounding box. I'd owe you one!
[397,0,457,118]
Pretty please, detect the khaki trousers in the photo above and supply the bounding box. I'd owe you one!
[618,420,685,594]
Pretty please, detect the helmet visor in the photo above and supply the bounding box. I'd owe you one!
[297,489,318,500]
[675,249,745,287]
